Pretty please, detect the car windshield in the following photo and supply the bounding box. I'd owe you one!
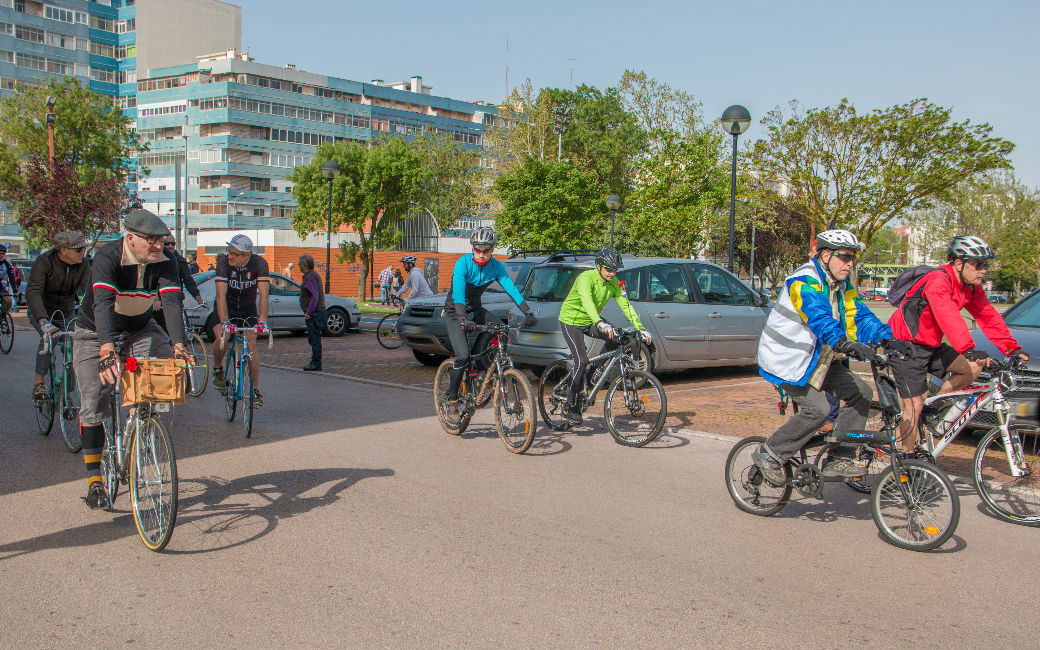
[1004,292,1040,328]
[524,266,585,302]
[484,260,531,294]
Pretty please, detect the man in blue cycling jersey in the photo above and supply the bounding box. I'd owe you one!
[444,227,536,409]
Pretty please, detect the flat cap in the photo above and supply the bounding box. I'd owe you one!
[125,209,171,237]
[53,230,87,248]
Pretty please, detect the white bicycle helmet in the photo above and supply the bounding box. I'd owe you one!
[947,235,995,261]
[816,229,864,252]
[400,254,417,264]
[469,226,497,247]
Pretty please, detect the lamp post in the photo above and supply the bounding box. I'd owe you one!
[553,104,571,162]
[229,191,245,229]
[45,95,56,168]
[321,159,340,294]
[605,194,621,248]
[182,116,190,255]
[720,105,751,273]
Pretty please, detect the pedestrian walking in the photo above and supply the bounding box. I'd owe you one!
[377,263,394,305]
[298,254,326,371]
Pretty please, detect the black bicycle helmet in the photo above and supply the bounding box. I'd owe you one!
[595,247,623,270]
[469,227,497,247]
[400,254,417,264]
[947,235,995,261]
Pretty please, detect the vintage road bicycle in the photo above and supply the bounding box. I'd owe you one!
[376,294,406,350]
[219,318,273,439]
[0,292,13,354]
[35,314,81,451]
[182,303,210,397]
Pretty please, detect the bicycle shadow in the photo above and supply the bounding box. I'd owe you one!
[0,467,393,560]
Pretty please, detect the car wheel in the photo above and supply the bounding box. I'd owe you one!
[634,344,656,374]
[203,311,219,342]
[323,307,349,337]
[413,349,446,366]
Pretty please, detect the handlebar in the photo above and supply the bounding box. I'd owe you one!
[219,325,274,350]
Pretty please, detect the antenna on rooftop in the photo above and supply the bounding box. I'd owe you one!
[502,32,510,100]
[569,58,575,85]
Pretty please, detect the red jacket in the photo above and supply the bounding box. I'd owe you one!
[888,263,1019,355]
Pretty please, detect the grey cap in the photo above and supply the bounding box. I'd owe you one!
[53,230,87,249]
[124,209,171,237]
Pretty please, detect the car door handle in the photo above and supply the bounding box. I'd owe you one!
[709,312,722,319]
[654,312,670,319]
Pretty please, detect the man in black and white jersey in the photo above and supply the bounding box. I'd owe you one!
[211,234,269,407]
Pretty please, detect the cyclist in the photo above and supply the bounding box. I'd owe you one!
[153,235,204,335]
[211,234,269,407]
[444,227,537,411]
[557,247,652,425]
[888,235,1029,452]
[27,230,90,401]
[72,209,190,509]
[394,254,433,302]
[754,229,911,484]
[0,244,17,314]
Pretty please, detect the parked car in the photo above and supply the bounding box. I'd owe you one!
[860,289,887,302]
[395,251,568,366]
[14,262,31,306]
[506,255,772,373]
[184,270,361,340]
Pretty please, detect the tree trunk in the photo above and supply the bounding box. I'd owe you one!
[358,245,371,301]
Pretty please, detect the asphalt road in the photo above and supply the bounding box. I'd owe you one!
[2,327,1039,649]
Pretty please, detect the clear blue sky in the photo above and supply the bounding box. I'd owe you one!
[241,0,1040,188]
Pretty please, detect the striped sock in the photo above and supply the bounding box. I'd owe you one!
[81,424,104,487]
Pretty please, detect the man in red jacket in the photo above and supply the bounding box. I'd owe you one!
[888,235,1029,451]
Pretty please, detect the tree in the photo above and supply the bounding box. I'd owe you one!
[0,77,144,247]
[618,70,704,148]
[290,134,476,299]
[747,98,1015,245]
[739,198,813,294]
[492,158,603,251]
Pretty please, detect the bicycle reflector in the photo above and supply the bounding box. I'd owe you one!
[490,337,499,347]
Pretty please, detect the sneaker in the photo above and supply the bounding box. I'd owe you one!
[818,421,835,434]
[83,482,110,510]
[752,444,786,486]
[32,382,48,402]
[212,368,226,389]
[821,456,868,479]
[562,406,583,425]
[251,390,263,408]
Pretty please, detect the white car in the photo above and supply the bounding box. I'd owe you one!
[185,270,361,340]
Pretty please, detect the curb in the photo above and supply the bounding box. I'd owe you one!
[262,363,433,394]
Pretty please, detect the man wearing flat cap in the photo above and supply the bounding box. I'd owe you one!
[71,209,191,510]
[27,230,91,401]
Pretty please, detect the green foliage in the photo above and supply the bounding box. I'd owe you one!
[492,158,604,251]
[863,226,910,264]
[748,98,1015,244]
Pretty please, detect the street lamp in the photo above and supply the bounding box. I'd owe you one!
[321,159,340,293]
[721,105,751,273]
[553,104,572,162]
[45,95,56,168]
[605,194,621,248]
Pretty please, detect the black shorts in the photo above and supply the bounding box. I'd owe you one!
[227,308,259,325]
[887,341,962,398]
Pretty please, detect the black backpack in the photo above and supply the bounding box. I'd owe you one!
[887,265,938,307]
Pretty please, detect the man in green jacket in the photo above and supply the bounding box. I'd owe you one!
[558,247,652,424]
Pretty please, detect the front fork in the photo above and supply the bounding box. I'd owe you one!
[996,399,1030,477]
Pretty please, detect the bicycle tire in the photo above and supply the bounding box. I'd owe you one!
[376,313,405,350]
[243,361,254,438]
[871,458,959,551]
[34,362,55,435]
[0,310,12,353]
[59,368,82,452]
[433,359,472,435]
[186,332,209,397]
[604,369,666,447]
[130,413,178,552]
[101,402,120,505]
[538,360,575,431]
[494,368,537,454]
[223,347,237,422]
[973,425,1040,526]
[725,435,792,516]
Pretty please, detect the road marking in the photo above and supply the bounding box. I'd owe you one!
[665,379,765,395]
[262,363,434,393]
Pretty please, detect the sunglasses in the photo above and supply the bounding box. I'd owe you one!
[832,251,857,263]
[966,259,989,271]
[601,266,618,273]
[72,245,87,252]
[164,242,177,248]
[472,246,493,254]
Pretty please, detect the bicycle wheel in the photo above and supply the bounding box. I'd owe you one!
[871,459,959,551]
[433,359,472,435]
[100,402,120,505]
[223,348,237,422]
[494,368,537,454]
[538,360,574,431]
[604,369,667,447]
[34,362,55,435]
[376,313,405,350]
[725,435,792,516]
[186,332,209,397]
[973,425,1040,526]
[59,369,82,452]
[0,310,12,353]
[130,413,178,552]
[243,362,254,439]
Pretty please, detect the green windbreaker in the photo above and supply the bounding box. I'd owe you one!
[558,268,643,329]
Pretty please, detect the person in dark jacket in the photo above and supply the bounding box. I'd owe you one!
[298,254,326,371]
[153,235,204,334]
[27,230,91,400]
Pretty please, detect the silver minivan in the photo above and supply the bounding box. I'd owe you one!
[507,255,771,373]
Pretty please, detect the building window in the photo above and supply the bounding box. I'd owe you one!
[15,24,45,43]
[0,22,11,35]
[89,15,115,32]
[116,44,135,59]
[90,42,115,58]
[90,67,115,83]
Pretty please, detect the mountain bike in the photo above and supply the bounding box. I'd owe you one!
[538,329,667,447]
[911,357,1040,526]
[433,322,537,454]
[0,294,13,354]
[376,294,406,350]
[100,358,180,552]
[219,318,273,438]
[36,317,82,451]
[726,350,961,552]
[183,303,210,397]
